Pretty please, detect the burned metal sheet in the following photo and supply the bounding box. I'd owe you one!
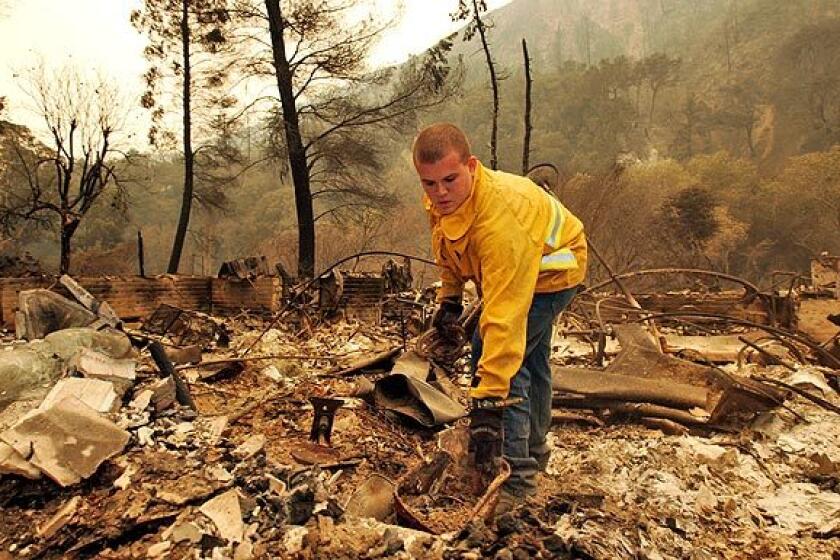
[372,373,466,428]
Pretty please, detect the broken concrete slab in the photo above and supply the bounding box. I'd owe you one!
[58,274,121,329]
[146,540,172,558]
[0,396,129,486]
[39,378,120,413]
[42,328,134,362]
[233,434,266,460]
[200,489,245,543]
[68,347,136,397]
[0,441,41,479]
[0,345,63,412]
[15,289,97,341]
[36,495,81,539]
[164,521,204,544]
[129,389,154,412]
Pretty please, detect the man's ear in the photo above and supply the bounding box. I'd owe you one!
[467,155,478,174]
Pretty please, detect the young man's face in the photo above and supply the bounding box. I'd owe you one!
[415,150,477,215]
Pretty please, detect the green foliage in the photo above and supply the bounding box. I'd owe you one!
[658,186,720,246]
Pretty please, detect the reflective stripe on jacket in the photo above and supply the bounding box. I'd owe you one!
[424,161,587,399]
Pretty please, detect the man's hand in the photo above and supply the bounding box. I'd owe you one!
[469,399,504,471]
[431,297,463,336]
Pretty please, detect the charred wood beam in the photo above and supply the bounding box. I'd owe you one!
[149,341,196,411]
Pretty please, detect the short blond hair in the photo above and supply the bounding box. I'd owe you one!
[412,122,471,165]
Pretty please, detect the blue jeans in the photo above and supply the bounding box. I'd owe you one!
[471,287,578,496]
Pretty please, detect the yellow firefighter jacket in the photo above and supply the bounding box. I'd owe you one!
[424,161,587,399]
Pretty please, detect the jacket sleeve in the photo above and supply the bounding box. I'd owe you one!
[435,247,465,303]
[470,222,542,399]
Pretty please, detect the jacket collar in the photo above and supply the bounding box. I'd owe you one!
[423,161,484,241]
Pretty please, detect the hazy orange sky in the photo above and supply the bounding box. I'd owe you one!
[0,0,512,147]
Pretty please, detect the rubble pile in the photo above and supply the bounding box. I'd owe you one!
[0,263,838,559]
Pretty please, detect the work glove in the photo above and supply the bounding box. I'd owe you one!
[469,398,505,473]
[431,296,463,335]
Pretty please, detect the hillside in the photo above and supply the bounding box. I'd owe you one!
[442,0,840,170]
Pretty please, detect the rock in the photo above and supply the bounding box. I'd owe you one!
[68,348,136,397]
[37,496,81,538]
[286,486,315,525]
[344,474,395,521]
[233,541,254,560]
[207,465,233,483]
[495,548,514,560]
[113,465,135,490]
[0,396,129,486]
[694,485,718,514]
[147,540,171,558]
[137,426,155,446]
[150,376,176,412]
[169,521,203,544]
[542,534,565,554]
[682,439,739,467]
[130,389,154,412]
[282,526,309,555]
[165,345,202,365]
[200,416,228,445]
[233,434,266,460]
[266,474,287,496]
[317,515,334,544]
[200,489,245,543]
[261,365,284,383]
[382,527,404,555]
[511,548,531,560]
[39,378,120,413]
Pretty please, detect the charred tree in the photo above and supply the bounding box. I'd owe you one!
[168,0,195,274]
[264,0,315,278]
[132,0,234,274]
[234,1,458,278]
[0,66,130,274]
[521,38,533,174]
[454,0,500,169]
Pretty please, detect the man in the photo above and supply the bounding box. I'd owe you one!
[412,123,587,511]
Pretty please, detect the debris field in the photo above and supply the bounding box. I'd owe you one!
[1,255,839,559]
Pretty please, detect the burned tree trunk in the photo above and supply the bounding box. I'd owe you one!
[167,0,195,274]
[521,38,533,175]
[265,0,316,279]
[59,218,80,274]
[472,0,500,170]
